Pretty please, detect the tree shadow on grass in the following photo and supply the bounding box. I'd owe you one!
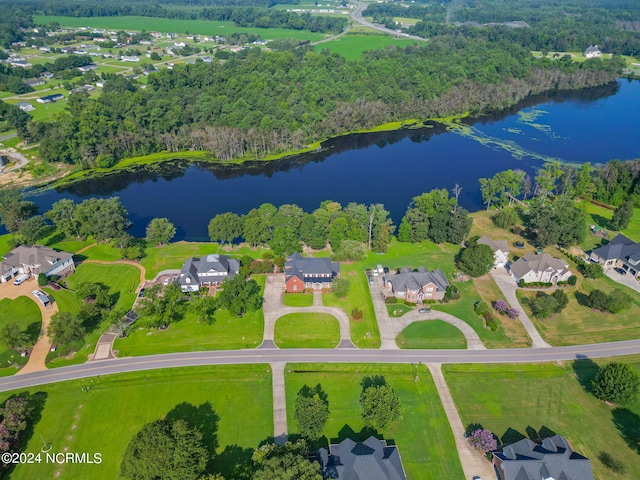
[165,401,219,469]
[571,357,600,394]
[591,214,612,231]
[612,407,640,453]
[330,424,381,445]
[211,444,255,480]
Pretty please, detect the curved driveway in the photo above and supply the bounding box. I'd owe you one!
[2,340,640,392]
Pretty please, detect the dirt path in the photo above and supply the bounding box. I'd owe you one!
[74,243,97,254]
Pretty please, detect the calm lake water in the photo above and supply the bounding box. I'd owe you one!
[28,79,640,241]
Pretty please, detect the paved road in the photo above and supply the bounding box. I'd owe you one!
[2,340,640,392]
[350,0,427,41]
[490,268,551,348]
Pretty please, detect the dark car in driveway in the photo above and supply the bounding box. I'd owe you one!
[614,267,627,275]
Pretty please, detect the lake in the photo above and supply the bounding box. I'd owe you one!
[28,79,640,241]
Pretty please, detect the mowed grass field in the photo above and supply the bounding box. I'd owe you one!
[274,312,340,348]
[444,360,640,480]
[395,320,467,349]
[33,15,326,41]
[1,365,273,480]
[284,363,464,480]
[283,292,314,306]
[518,274,640,346]
[315,33,420,60]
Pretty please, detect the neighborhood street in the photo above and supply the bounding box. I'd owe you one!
[2,339,640,393]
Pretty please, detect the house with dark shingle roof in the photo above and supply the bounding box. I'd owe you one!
[318,436,406,480]
[509,252,572,284]
[383,267,449,303]
[284,252,340,293]
[589,234,640,278]
[584,45,602,58]
[493,435,594,480]
[0,245,75,283]
[178,254,239,292]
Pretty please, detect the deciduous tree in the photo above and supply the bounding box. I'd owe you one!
[456,243,494,277]
[146,217,176,246]
[217,276,262,317]
[295,384,329,440]
[252,440,321,480]
[360,382,401,431]
[592,362,640,405]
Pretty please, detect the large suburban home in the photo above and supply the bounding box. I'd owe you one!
[589,233,640,278]
[383,267,449,303]
[284,252,340,293]
[584,45,602,58]
[492,435,594,480]
[0,245,75,283]
[477,235,510,268]
[509,252,572,284]
[178,254,240,292]
[318,436,407,480]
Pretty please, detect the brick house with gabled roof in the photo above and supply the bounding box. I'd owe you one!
[284,252,340,293]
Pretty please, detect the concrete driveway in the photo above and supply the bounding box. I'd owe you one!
[606,268,640,293]
[490,268,550,348]
[0,277,57,374]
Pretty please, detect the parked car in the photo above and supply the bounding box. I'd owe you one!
[419,307,430,313]
[137,288,146,298]
[163,277,171,285]
[383,266,389,274]
[614,267,627,275]
[13,274,29,286]
[368,275,374,284]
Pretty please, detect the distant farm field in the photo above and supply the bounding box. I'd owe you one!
[33,15,326,41]
[315,33,419,60]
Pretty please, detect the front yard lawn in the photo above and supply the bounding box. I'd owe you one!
[518,274,640,345]
[115,275,265,355]
[395,320,467,349]
[0,297,41,375]
[387,303,413,317]
[274,313,340,348]
[284,363,464,480]
[0,365,273,480]
[444,360,640,480]
[283,293,314,307]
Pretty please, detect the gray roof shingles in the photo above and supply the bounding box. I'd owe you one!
[0,245,73,277]
[592,234,640,264]
[384,268,449,294]
[494,435,594,480]
[284,252,340,283]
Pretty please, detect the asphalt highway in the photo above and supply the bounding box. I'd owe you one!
[2,339,640,392]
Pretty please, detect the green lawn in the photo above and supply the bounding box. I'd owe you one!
[395,320,468,349]
[141,242,268,280]
[274,313,340,348]
[45,263,140,367]
[444,361,640,480]
[517,274,640,346]
[0,233,12,257]
[0,365,273,480]
[387,303,413,317]
[581,201,640,248]
[77,243,123,261]
[283,293,314,307]
[115,275,265,355]
[0,297,41,375]
[44,235,95,254]
[315,34,419,60]
[284,363,464,480]
[33,15,326,41]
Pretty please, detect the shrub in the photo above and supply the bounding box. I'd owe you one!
[567,275,577,286]
[505,308,519,318]
[587,289,610,311]
[385,297,398,304]
[579,261,604,279]
[352,308,363,320]
[37,273,47,286]
[444,285,460,302]
[492,208,519,229]
[607,289,633,314]
[493,300,508,313]
[518,279,525,288]
[592,362,640,405]
[474,301,492,317]
[484,315,498,332]
[467,428,498,453]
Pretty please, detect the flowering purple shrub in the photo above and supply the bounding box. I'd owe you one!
[505,308,520,318]
[493,300,508,313]
[467,428,498,453]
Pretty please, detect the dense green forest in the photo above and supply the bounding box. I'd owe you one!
[408,0,640,55]
[18,38,621,167]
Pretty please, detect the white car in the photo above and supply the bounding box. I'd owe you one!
[13,274,29,286]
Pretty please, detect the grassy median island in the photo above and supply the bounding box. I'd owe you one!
[0,364,273,480]
[0,297,41,376]
[443,360,640,479]
[284,363,464,479]
[274,313,340,348]
[395,320,467,349]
